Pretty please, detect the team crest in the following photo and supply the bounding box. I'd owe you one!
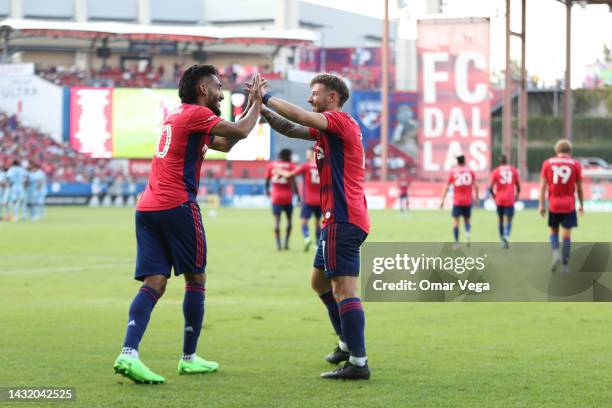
[357,100,382,131]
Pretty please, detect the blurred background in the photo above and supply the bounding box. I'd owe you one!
[0,0,610,212]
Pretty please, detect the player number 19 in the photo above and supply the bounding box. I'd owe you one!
[551,165,571,184]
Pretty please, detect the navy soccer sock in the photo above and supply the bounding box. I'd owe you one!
[498,221,504,239]
[562,238,571,265]
[550,234,560,250]
[338,298,366,359]
[122,285,160,350]
[505,220,513,237]
[284,223,292,248]
[465,222,471,235]
[183,283,205,356]
[453,226,459,242]
[315,225,321,242]
[274,227,281,249]
[319,291,343,340]
[301,223,310,238]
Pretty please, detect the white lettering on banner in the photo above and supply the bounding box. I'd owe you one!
[423,108,443,137]
[455,52,487,103]
[422,52,449,103]
[446,107,468,137]
[469,141,488,171]
[74,89,112,158]
[423,142,440,171]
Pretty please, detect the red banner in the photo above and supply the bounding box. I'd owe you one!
[417,18,491,180]
[70,87,113,158]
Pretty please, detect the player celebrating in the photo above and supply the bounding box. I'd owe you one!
[265,149,298,250]
[440,155,479,248]
[113,66,264,384]
[538,139,584,273]
[252,74,371,380]
[290,149,321,251]
[488,155,520,248]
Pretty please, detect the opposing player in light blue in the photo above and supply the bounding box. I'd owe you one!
[0,166,7,220]
[27,163,47,221]
[6,160,28,221]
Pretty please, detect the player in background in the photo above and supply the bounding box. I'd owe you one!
[0,166,7,220]
[252,74,371,380]
[538,139,584,273]
[27,163,47,221]
[113,66,264,384]
[289,148,321,251]
[440,155,479,248]
[6,160,28,222]
[265,148,299,250]
[398,173,410,212]
[488,155,520,248]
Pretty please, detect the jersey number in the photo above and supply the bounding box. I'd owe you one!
[551,165,572,184]
[454,173,472,186]
[310,169,320,184]
[499,170,513,184]
[155,125,172,158]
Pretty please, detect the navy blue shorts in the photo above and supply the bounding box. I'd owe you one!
[313,223,368,279]
[300,204,322,220]
[135,202,207,281]
[272,203,293,217]
[496,205,515,218]
[452,205,472,218]
[548,211,578,229]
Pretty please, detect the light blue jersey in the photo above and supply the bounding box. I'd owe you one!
[6,164,28,220]
[27,169,47,220]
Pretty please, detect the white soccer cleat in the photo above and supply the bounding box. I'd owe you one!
[550,249,561,273]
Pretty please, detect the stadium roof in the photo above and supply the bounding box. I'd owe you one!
[0,18,318,46]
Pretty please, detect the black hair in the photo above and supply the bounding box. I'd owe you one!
[178,64,219,104]
[279,148,292,162]
[498,154,508,165]
[456,155,465,165]
[12,160,20,167]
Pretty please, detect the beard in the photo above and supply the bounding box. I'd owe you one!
[208,101,221,116]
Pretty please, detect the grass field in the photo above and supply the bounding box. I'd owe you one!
[2,207,612,407]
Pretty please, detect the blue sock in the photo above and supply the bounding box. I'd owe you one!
[498,222,504,239]
[315,225,321,242]
[465,222,471,234]
[284,223,292,248]
[562,238,571,265]
[338,298,366,358]
[122,285,160,350]
[183,283,205,355]
[301,223,309,238]
[319,291,343,340]
[453,227,459,242]
[550,234,560,250]
[505,220,512,237]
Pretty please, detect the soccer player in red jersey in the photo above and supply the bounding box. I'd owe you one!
[113,66,264,384]
[289,148,322,251]
[489,155,520,248]
[265,148,298,250]
[398,173,410,212]
[250,74,371,380]
[538,139,584,273]
[440,155,479,247]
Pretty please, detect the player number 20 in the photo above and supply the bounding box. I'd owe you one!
[454,173,472,186]
[551,165,572,184]
[155,124,172,158]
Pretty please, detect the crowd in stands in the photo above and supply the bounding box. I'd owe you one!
[0,112,114,183]
[36,63,280,89]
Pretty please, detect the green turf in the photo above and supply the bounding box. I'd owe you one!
[1,208,612,407]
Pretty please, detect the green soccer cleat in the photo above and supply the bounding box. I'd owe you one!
[113,355,165,384]
[178,356,219,375]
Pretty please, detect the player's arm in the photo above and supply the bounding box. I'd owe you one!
[260,106,315,141]
[538,177,547,217]
[264,95,328,131]
[439,182,451,209]
[211,74,263,139]
[291,177,300,204]
[473,180,480,203]
[576,178,584,215]
[208,136,240,153]
[265,177,271,197]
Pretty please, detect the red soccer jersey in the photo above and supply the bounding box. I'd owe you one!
[490,164,520,206]
[137,104,222,211]
[448,165,476,206]
[540,154,582,213]
[308,111,370,233]
[265,161,296,205]
[295,161,321,206]
[398,179,409,195]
